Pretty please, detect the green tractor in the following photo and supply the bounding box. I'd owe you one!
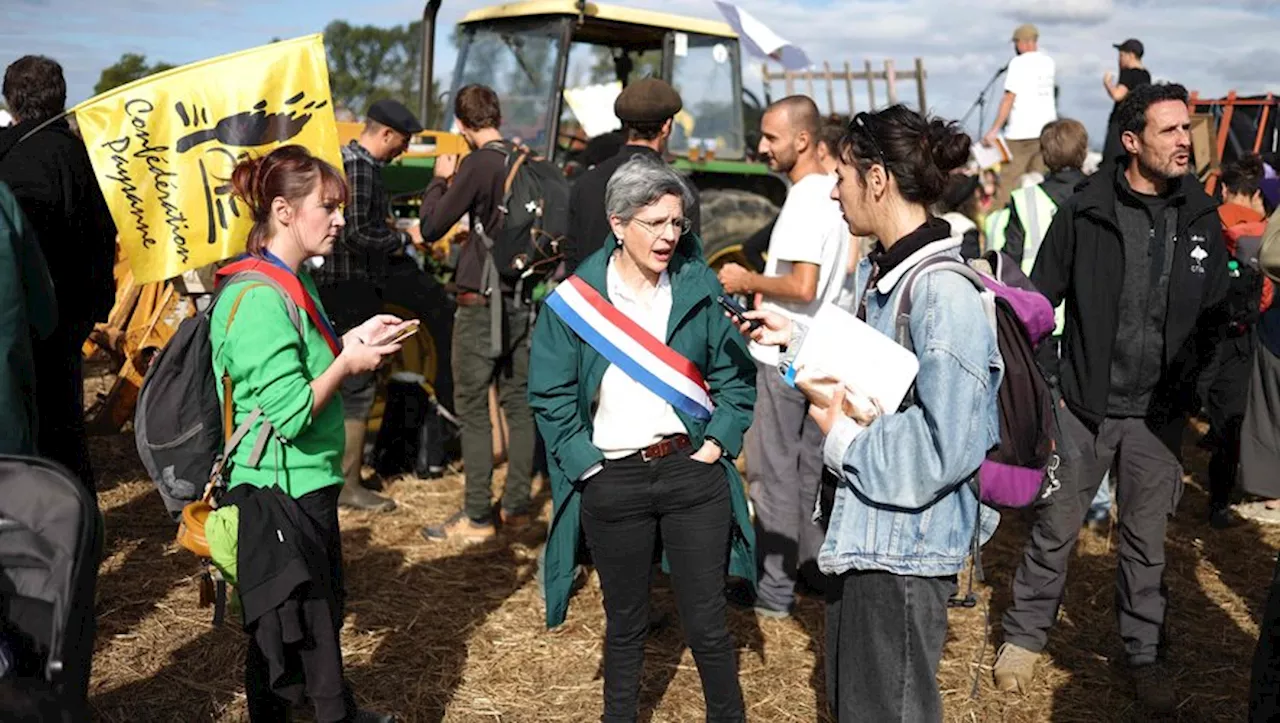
[392,0,786,268]
[368,0,784,464]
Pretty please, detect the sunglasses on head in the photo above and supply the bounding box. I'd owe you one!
[850,112,887,169]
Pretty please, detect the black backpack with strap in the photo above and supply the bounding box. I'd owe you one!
[134,272,304,519]
[477,140,569,291]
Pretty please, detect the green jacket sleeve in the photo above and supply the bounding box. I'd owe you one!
[527,307,603,482]
[217,285,316,441]
[0,183,53,455]
[700,271,757,458]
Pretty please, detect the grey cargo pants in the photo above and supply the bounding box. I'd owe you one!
[745,364,827,612]
[1002,408,1185,666]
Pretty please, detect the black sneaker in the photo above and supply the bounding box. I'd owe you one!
[1209,506,1233,530]
[1132,662,1177,715]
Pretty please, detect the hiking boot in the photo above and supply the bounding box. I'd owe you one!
[1132,663,1177,714]
[338,483,396,512]
[422,511,495,545]
[499,507,533,532]
[993,642,1039,693]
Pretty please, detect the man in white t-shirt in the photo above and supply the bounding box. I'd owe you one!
[717,96,847,617]
[984,23,1057,208]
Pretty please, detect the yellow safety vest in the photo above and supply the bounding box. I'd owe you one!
[986,184,1065,335]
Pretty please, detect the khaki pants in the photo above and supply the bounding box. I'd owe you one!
[994,137,1047,210]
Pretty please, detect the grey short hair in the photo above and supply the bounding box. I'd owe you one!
[604,154,696,224]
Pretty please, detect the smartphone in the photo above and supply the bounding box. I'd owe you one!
[370,319,420,347]
[717,295,763,331]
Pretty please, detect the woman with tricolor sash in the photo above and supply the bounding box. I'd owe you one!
[529,154,757,722]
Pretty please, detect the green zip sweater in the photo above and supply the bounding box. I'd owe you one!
[209,271,344,498]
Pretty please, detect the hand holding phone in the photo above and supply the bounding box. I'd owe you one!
[370,319,420,347]
[718,295,763,331]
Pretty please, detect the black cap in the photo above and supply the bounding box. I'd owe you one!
[367,99,424,135]
[614,78,683,124]
[1114,39,1144,58]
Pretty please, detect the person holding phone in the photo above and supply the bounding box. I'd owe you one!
[737,106,1001,722]
[213,145,402,722]
[529,154,757,721]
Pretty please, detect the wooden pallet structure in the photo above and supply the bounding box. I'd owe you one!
[1189,90,1278,194]
[82,244,195,433]
[760,57,928,118]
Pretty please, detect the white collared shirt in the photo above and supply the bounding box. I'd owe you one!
[591,254,687,459]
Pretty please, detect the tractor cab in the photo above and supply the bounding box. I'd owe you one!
[446,1,750,171]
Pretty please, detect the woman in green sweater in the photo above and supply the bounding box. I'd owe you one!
[213,145,407,722]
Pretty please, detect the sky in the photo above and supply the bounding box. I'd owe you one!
[4,0,1280,149]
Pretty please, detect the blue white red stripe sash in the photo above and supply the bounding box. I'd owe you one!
[545,276,716,421]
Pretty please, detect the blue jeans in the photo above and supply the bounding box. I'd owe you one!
[1086,470,1112,522]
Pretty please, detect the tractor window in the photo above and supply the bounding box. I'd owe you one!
[452,19,568,149]
[668,34,743,160]
[556,43,664,166]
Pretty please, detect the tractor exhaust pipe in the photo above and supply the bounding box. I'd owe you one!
[420,0,443,127]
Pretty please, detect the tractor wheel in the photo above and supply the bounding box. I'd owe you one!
[698,189,778,272]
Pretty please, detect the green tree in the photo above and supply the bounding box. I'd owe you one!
[94,53,175,95]
[324,20,425,117]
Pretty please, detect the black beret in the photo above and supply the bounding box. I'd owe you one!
[367,99,424,135]
[614,78,683,124]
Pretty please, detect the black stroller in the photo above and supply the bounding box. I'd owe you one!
[0,456,103,722]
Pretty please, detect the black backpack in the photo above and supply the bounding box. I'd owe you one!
[478,141,569,289]
[0,455,103,722]
[134,273,303,519]
[1224,222,1267,332]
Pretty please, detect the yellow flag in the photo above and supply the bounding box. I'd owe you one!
[74,34,343,283]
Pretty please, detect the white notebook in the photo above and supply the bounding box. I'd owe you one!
[785,302,920,415]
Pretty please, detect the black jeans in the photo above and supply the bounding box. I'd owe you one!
[580,452,744,722]
[825,569,955,722]
[1208,333,1255,510]
[33,321,95,493]
[1252,549,1280,721]
[245,486,355,723]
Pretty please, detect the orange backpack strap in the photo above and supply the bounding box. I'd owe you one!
[504,150,529,196]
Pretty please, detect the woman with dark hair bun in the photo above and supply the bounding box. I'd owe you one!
[737,105,1002,721]
[215,145,406,722]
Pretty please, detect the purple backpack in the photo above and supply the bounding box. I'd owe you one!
[894,250,1059,508]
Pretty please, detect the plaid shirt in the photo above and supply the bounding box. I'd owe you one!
[313,141,407,285]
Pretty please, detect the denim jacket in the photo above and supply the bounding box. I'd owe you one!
[800,236,1002,577]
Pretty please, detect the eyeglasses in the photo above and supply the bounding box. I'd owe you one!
[851,112,887,170]
[631,216,693,238]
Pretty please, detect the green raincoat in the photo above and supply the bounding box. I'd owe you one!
[0,181,56,454]
[528,234,758,628]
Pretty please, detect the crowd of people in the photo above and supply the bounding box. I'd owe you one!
[6,19,1280,723]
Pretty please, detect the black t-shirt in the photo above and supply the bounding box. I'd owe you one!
[1110,67,1152,122]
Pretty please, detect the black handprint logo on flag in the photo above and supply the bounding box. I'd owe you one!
[174,92,328,153]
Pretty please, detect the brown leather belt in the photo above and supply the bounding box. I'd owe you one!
[640,434,693,462]
[456,291,488,307]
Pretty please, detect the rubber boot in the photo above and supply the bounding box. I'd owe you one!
[338,420,395,512]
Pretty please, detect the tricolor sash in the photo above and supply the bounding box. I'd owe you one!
[545,276,716,421]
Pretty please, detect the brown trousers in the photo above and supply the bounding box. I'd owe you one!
[994,137,1047,210]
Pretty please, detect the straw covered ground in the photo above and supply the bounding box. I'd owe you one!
[85,417,1272,722]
